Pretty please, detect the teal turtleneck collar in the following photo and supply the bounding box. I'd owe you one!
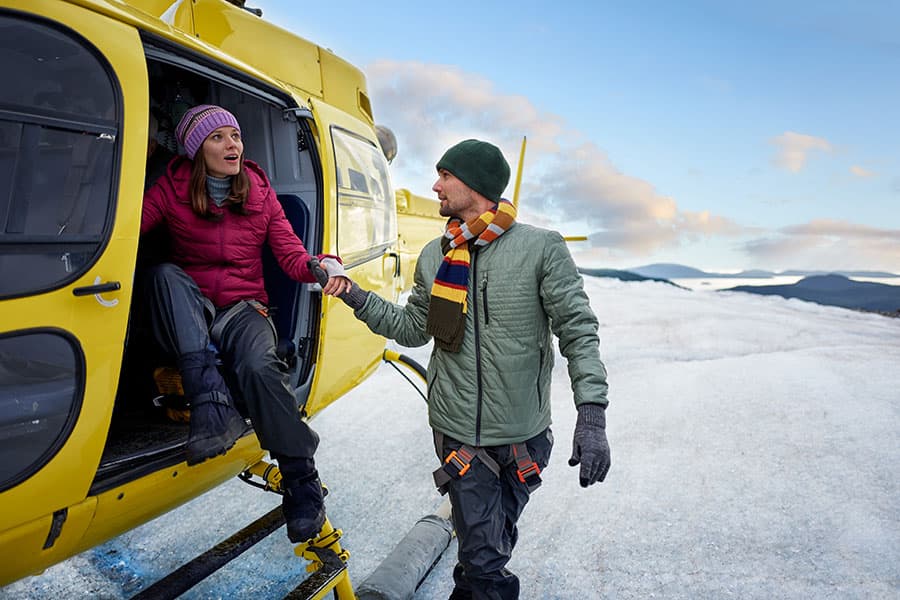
[206,175,233,207]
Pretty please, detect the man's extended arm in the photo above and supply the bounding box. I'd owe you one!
[539,231,611,487]
[309,246,436,349]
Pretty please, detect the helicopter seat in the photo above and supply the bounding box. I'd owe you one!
[262,193,310,369]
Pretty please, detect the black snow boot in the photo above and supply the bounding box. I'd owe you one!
[278,456,326,543]
[178,350,247,466]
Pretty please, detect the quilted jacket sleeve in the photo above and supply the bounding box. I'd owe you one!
[141,177,168,234]
[353,239,439,348]
[539,231,609,408]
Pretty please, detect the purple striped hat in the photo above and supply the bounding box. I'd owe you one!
[175,104,241,159]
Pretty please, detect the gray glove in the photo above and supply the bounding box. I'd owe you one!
[568,403,611,487]
[308,259,369,310]
[338,281,368,310]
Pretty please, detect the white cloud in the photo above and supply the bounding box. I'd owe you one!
[365,63,894,272]
[367,60,745,258]
[850,165,875,178]
[782,220,900,243]
[770,131,833,172]
[743,219,900,271]
[366,60,563,169]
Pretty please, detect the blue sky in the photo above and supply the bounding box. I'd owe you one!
[254,0,898,273]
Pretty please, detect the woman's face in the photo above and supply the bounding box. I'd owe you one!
[200,126,243,177]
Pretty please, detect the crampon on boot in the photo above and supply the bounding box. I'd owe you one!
[279,457,326,543]
[178,350,247,466]
[185,391,247,465]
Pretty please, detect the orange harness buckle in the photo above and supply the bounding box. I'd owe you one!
[513,443,542,491]
[444,447,475,477]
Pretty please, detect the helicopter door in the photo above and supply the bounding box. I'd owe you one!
[0,6,144,539]
[301,109,401,417]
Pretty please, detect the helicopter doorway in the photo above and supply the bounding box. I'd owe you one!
[93,48,323,494]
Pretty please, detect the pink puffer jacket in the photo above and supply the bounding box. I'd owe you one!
[141,157,337,308]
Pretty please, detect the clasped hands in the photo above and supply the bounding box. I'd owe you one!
[311,257,352,296]
[308,259,369,309]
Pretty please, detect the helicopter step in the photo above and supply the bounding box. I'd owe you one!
[130,504,352,600]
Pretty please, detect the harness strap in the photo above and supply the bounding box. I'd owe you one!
[209,299,276,348]
[512,442,542,492]
[432,431,541,495]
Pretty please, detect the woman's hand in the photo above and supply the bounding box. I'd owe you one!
[314,257,351,296]
[322,275,352,296]
[308,258,369,310]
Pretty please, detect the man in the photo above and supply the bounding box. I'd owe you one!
[317,139,611,599]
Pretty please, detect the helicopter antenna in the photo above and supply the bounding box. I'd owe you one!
[512,136,526,209]
[225,1,262,16]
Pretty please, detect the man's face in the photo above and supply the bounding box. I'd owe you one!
[433,168,476,218]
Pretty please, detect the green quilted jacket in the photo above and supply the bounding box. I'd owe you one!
[356,222,608,446]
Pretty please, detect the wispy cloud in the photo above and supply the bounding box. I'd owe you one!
[782,219,900,240]
[849,165,875,178]
[367,60,745,258]
[743,219,900,271]
[770,131,833,172]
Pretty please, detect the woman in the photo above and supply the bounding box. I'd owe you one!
[141,104,349,543]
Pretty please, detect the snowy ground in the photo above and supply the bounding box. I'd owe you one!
[5,278,900,599]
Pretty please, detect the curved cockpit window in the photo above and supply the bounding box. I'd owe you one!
[332,127,396,267]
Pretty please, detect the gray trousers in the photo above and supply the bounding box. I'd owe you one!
[146,263,319,459]
[436,428,554,600]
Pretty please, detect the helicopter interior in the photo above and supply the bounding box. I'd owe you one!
[93,51,323,495]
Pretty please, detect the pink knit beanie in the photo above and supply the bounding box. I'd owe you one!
[175,104,241,159]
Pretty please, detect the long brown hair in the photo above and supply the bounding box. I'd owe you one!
[188,155,251,219]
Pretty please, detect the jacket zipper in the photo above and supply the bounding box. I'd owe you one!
[472,249,484,446]
[213,214,225,303]
[537,348,544,411]
[481,273,489,325]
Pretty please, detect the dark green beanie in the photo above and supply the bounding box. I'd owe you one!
[436,139,510,202]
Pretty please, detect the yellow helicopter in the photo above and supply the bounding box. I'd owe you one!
[0,0,465,596]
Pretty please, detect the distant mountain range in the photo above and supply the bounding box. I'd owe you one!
[578,263,900,316]
[628,263,899,279]
[723,274,900,314]
[577,267,685,287]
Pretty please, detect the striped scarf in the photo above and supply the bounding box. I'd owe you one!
[427,200,517,352]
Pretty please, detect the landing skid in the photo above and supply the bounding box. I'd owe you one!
[131,506,353,600]
[131,460,354,600]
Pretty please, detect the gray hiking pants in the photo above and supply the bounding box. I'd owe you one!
[435,428,554,600]
[146,263,319,458]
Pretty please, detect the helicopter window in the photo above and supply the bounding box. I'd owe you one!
[348,169,369,193]
[0,329,84,492]
[0,14,119,299]
[332,128,397,267]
